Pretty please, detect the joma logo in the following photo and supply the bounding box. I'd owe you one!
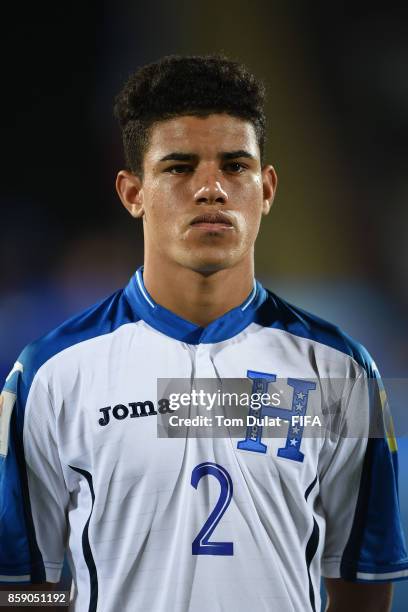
[98,398,171,426]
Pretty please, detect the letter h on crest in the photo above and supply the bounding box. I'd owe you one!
[237,370,316,463]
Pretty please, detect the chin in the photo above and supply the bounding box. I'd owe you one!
[184,254,237,274]
[191,263,229,274]
[172,244,246,274]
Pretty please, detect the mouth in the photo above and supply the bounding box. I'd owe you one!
[189,212,234,231]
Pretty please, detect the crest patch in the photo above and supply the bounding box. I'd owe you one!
[0,391,16,457]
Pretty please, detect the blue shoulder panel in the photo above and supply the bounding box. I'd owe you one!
[4,288,137,406]
[0,287,138,582]
[256,290,375,375]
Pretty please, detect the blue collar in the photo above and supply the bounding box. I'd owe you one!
[123,266,268,344]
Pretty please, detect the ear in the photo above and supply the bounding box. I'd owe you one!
[115,170,144,218]
[261,165,278,215]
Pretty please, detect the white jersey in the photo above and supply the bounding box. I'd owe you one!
[1,267,407,612]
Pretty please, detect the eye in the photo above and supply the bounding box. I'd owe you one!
[165,165,193,174]
[224,162,246,173]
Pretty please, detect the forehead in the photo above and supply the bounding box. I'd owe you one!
[145,114,259,160]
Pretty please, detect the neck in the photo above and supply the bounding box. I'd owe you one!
[142,256,255,327]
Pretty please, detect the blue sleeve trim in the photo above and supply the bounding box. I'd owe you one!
[0,567,31,575]
[354,576,408,584]
[342,560,408,574]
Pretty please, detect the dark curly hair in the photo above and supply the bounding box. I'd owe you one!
[114,54,267,176]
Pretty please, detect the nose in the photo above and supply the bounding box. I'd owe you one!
[193,167,228,205]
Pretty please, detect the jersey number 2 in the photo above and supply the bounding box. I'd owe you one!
[191,462,234,556]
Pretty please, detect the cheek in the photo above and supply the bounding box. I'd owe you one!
[242,211,262,241]
[234,178,264,232]
[234,175,263,203]
[143,184,174,222]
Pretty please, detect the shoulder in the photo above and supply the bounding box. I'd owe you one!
[4,287,138,400]
[256,288,377,377]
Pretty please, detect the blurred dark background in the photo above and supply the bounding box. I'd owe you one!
[1,1,407,608]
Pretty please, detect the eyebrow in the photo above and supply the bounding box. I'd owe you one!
[159,150,255,162]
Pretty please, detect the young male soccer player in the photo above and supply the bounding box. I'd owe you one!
[1,55,407,612]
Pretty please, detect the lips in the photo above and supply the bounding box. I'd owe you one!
[190,212,233,226]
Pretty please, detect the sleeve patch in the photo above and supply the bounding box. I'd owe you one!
[0,391,16,457]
